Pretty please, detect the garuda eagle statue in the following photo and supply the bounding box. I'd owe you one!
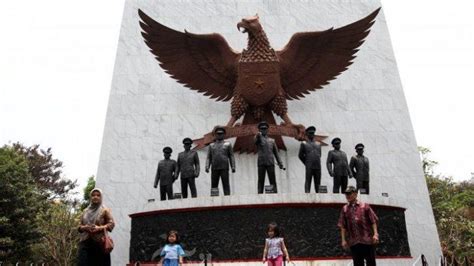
[139,8,380,152]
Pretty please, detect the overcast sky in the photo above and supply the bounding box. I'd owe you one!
[0,0,473,192]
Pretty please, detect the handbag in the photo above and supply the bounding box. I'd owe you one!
[100,227,114,254]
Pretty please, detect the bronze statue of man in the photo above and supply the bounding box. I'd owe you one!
[154,147,177,201]
[205,127,236,196]
[350,143,370,194]
[298,126,322,193]
[255,121,284,194]
[176,138,200,198]
[327,137,352,193]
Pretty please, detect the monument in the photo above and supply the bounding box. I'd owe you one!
[96,0,442,265]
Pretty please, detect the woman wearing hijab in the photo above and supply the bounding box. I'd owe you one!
[77,188,115,266]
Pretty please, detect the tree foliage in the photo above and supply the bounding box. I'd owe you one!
[81,175,96,210]
[419,147,473,262]
[12,142,77,200]
[32,201,80,265]
[1,143,88,264]
[0,145,43,262]
[419,146,438,176]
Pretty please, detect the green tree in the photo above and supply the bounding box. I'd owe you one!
[418,146,438,175]
[81,175,96,210]
[0,145,43,261]
[32,200,80,265]
[12,142,77,200]
[419,147,473,262]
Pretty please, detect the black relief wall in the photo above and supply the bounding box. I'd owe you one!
[129,204,410,262]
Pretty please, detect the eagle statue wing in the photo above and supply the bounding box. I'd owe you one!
[139,9,240,101]
[277,8,381,100]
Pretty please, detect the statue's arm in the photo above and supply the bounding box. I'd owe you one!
[273,141,283,167]
[298,143,305,164]
[154,162,160,188]
[255,132,262,145]
[326,151,334,176]
[367,158,370,179]
[349,156,356,177]
[228,143,236,171]
[172,161,178,181]
[175,156,181,179]
[194,152,200,177]
[205,146,212,172]
[344,153,352,177]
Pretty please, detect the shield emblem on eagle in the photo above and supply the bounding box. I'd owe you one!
[236,62,281,107]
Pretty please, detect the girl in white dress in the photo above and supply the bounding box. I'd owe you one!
[262,222,290,266]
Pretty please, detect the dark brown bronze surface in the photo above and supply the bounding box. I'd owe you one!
[193,124,328,153]
[139,8,380,152]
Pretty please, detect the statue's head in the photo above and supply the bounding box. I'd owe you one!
[355,143,364,155]
[305,126,316,139]
[182,138,193,151]
[214,126,226,141]
[163,146,172,159]
[237,14,262,36]
[331,137,341,150]
[258,121,269,136]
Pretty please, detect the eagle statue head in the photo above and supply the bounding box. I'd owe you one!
[237,14,262,36]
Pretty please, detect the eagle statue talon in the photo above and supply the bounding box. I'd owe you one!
[294,124,306,141]
[280,121,305,140]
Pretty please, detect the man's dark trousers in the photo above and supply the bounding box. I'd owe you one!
[160,184,173,201]
[181,178,197,198]
[258,166,277,193]
[333,175,348,193]
[211,169,230,195]
[357,180,370,194]
[305,168,321,193]
[350,244,376,266]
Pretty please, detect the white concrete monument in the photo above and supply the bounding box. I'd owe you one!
[97,0,442,265]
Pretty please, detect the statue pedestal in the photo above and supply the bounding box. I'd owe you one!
[128,194,410,264]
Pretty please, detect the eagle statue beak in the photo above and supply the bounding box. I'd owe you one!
[237,21,248,33]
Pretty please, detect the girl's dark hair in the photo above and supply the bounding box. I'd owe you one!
[166,230,180,244]
[266,222,280,237]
